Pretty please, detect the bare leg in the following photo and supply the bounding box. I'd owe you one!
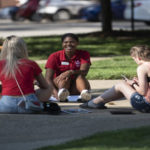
[70,75,91,94]
[93,80,136,104]
[76,75,91,92]
[53,75,71,101]
[53,75,71,90]
[70,75,91,101]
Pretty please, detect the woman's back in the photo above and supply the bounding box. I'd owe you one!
[0,59,42,96]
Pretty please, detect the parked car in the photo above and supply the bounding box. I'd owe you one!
[37,0,98,21]
[79,0,126,22]
[124,0,150,25]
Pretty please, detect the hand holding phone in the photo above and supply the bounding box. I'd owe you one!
[121,74,129,81]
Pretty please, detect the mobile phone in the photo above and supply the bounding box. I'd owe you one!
[121,74,129,80]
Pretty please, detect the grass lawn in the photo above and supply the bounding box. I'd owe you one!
[0,30,146,79]
[37,126,150,150]
[24,30,149,79]
[22,31,150,60]
[87,56,137,79]
[39,56,137,80]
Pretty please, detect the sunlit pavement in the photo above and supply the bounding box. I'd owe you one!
[0,18,150,38]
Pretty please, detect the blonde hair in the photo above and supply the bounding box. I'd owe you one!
[130,45,150,61]
[0,36,28,78]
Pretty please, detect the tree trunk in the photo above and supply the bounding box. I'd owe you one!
[100,0,112,33]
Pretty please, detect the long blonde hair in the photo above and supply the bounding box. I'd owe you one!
[0,36,28,78]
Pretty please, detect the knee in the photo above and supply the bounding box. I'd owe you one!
[115,80,127,91]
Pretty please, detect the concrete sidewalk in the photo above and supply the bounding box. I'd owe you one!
[59,80,131,108]
[1,80,150,150]
[89,80,131,108]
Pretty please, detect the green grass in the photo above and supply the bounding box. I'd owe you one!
[1,31,150,60]
[39,56,137,80]
[87,56,137,79]
[37,126,150,150]
[21,31,150,60]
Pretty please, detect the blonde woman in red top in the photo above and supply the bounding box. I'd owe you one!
[0,36,52,113]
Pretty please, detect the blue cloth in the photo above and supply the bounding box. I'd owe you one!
[130,92,150,113]
[0,94,39,113]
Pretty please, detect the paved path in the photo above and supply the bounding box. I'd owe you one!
[1,80,150,150]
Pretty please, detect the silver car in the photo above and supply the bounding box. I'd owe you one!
[37,0,98,21]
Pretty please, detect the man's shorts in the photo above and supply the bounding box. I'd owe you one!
[130,92,150,113]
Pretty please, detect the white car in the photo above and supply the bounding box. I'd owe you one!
[37,0,98,21]
[124,0,150,25]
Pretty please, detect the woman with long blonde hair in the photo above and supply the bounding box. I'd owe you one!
[0,36,52,113]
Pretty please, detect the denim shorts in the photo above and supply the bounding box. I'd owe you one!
[0,94,39,114]
[130,92,150,113]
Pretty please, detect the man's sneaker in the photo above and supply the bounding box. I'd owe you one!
[80,89,92,102]
[58,88,69,102]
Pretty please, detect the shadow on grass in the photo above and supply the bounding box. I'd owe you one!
[37,126,150,150]
[23,30,150,59]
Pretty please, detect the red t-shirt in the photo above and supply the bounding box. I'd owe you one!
[0,59,42,96]
[45,49,91,78]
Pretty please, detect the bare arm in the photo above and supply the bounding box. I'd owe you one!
[132,65,149,95]
[55,63,90,80]
[35,73,52,101]
[70,63,90,76]
[45,68,58,98]
[36,73,50,89]
[57,63,90,83]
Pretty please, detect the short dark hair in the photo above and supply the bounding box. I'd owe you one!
[61,33,79,42]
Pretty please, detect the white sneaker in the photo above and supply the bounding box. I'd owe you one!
[58,88,70,102]
[80,89,92,102]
